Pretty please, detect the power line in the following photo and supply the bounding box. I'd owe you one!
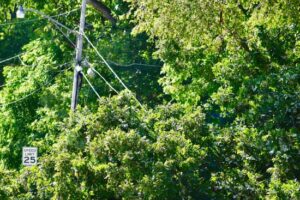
[0,24,76,66]
[18,56,31,66]
[81,44,161,69]
[0,18,41,27]
[0,88,42,107]
[90,67,119,94]
[51,8,80,18]
[83,35,130,88]
[2,15,159,70]
[0,26,74,65]
[0,65,72,107]
[1,14,147,109]
[25,8,78,35]
[94,60,162,69]
[82,72,101,99]
[0,62,72,88]
[0,8,80,27]
[0,25,74,66]
[107,60,162,68]
[0,53,25,65]
[82,33,145,110]
[53,22,76,48]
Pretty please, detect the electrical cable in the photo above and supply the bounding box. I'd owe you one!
[0,19,76,66]
[82,72,101,99]
[0,65,72,107]
[52,22,76,48]
[0,62,72,88]
[0,9,77,107]
[0,18,41,27]
[82,33,145,109]
[0,8,80,27]
[25,8,78,35]
[0,26,75,66]
[0,53,25,65]
[18,56,31,66]
[107,60,162,68]
[95,60,161,69]
[0,88,42,107]
[1,11,146,109]
[90,67,119,94]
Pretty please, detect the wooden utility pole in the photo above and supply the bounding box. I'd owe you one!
[71,0,87,111]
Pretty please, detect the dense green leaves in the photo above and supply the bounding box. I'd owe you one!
[0,0,300,199]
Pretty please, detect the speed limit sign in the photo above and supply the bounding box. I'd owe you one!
[22,147,38,166]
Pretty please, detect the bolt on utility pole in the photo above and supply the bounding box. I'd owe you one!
[71,0,87,111]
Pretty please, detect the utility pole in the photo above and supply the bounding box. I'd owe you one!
[71,0,87,111]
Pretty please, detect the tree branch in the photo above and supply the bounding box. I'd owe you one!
[87,0,117,25]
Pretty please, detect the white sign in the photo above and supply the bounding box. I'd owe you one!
[22,147,38,166]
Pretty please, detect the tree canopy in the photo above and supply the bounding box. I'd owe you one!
[0,0,299,199]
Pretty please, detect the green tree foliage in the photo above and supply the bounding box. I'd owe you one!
[0,0,161,168]
[128,0,300,127]
[0,93,210,199]
[0,0,300,199]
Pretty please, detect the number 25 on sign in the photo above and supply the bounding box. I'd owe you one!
[22,147,38,166]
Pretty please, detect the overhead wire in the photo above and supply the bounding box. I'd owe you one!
[38,21,119,95]
[24,8,78,35]
[94,60,162,69]
[0,8,80,27]
[90,67,119,94]
[52,22,76,48]
[0,25,74,87]
[107,60,161,68]
[0,8,79,65]
[50,8,80,18]
[0,9,77,107]
[82,33,145,109]
[0,53,25,65]
[0,18,41,27]
[0,62,72,88]
[0,30,72,66]
[1,18,158,70]
[1,9,146,109]
[82,72,101,99]
[46,21,145,108]
[0,64,72,107]
[18,56,31,66]
[0,88,42,107]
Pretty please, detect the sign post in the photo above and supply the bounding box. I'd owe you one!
[22,147,38,166]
